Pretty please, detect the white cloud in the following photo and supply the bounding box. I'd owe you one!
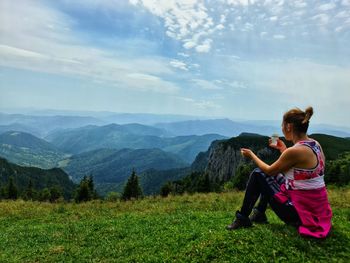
[220,14,226,23]
[178,52,189,57]
[335,11,349,19]
[226,0,250,6]
[195,39,212,53]
[311,14,330,25]
[175,96,195,103]
[130,0,216,53]
[293,1,307,8]
[183,41,197,49]
[216,24,225,30]
[192,78,223,90]
[0,0,180,95]
[342,0,350,6]
[170,59,188,70]
[230,81,247,89]
[273,34,286,39]
[194,100,222,110]
[318,3,336,11]
[175,96,221,110]
[126,73,179,93]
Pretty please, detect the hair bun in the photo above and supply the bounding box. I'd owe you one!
[302,106,314,124]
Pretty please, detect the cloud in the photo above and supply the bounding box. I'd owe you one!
[311,14,330,25]
[342,0,350,6]
[293,1,307,8]
[192,79,223,90]
[194,100,222,110]
[178,52,190,57]
[170,59,188,70]
[129,0,217,53]
[0,0,181,94]
[273,34,286,39]
[195,39,212,53]
[318,3,336,11]
[126,73,179,93]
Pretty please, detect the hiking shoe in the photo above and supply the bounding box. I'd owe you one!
[249,208,268,224]
[226,211,252,230]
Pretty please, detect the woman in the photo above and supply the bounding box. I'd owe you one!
[226,107,332,238]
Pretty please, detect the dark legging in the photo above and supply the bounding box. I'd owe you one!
[240,168,301,226]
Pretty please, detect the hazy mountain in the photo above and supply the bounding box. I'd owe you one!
[155,119,350,138]
[2,110,207,125]
[46,123,169,153]
[47,124,226,163]
[0,113,106,137]
[99,113,209,125]
[154,119,278,137]
[2,111,349,138]
[0,131,68,169]
[61,148,189,184]
[0,123,42,137]
[0,157,75,199]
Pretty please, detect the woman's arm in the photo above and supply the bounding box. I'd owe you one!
[241,147,298,176]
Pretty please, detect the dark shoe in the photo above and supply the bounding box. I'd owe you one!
[249,208,268,224]
[226,211,252,230]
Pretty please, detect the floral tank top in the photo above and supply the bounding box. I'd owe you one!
[284,139,325,190]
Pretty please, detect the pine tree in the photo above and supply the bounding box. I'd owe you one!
[121,170,143,201]
[75,176,90,203]
[24,179,36,200]
[87,175,98,199]
[75,175,98,202]
[7,176,18,200]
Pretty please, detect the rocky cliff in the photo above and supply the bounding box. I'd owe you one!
[200,134,280,182]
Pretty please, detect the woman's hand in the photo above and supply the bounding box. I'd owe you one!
[240,148,254,159]
[269,138,287,153]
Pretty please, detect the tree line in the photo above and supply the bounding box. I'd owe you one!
[0,170,144,203]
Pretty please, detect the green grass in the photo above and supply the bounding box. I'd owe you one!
[0,188,349,262]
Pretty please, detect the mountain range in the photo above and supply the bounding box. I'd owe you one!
[1,111,349,138]
[46,124,226,163]
[0,110,349,197]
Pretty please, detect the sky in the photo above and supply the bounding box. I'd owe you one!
[0,0,350,126]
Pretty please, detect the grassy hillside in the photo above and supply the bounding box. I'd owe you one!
[0,188,348,262]
[0,131,67,169]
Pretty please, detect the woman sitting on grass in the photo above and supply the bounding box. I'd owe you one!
[227,107,332,238]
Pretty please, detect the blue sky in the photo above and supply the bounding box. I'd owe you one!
[0,0,349,126]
